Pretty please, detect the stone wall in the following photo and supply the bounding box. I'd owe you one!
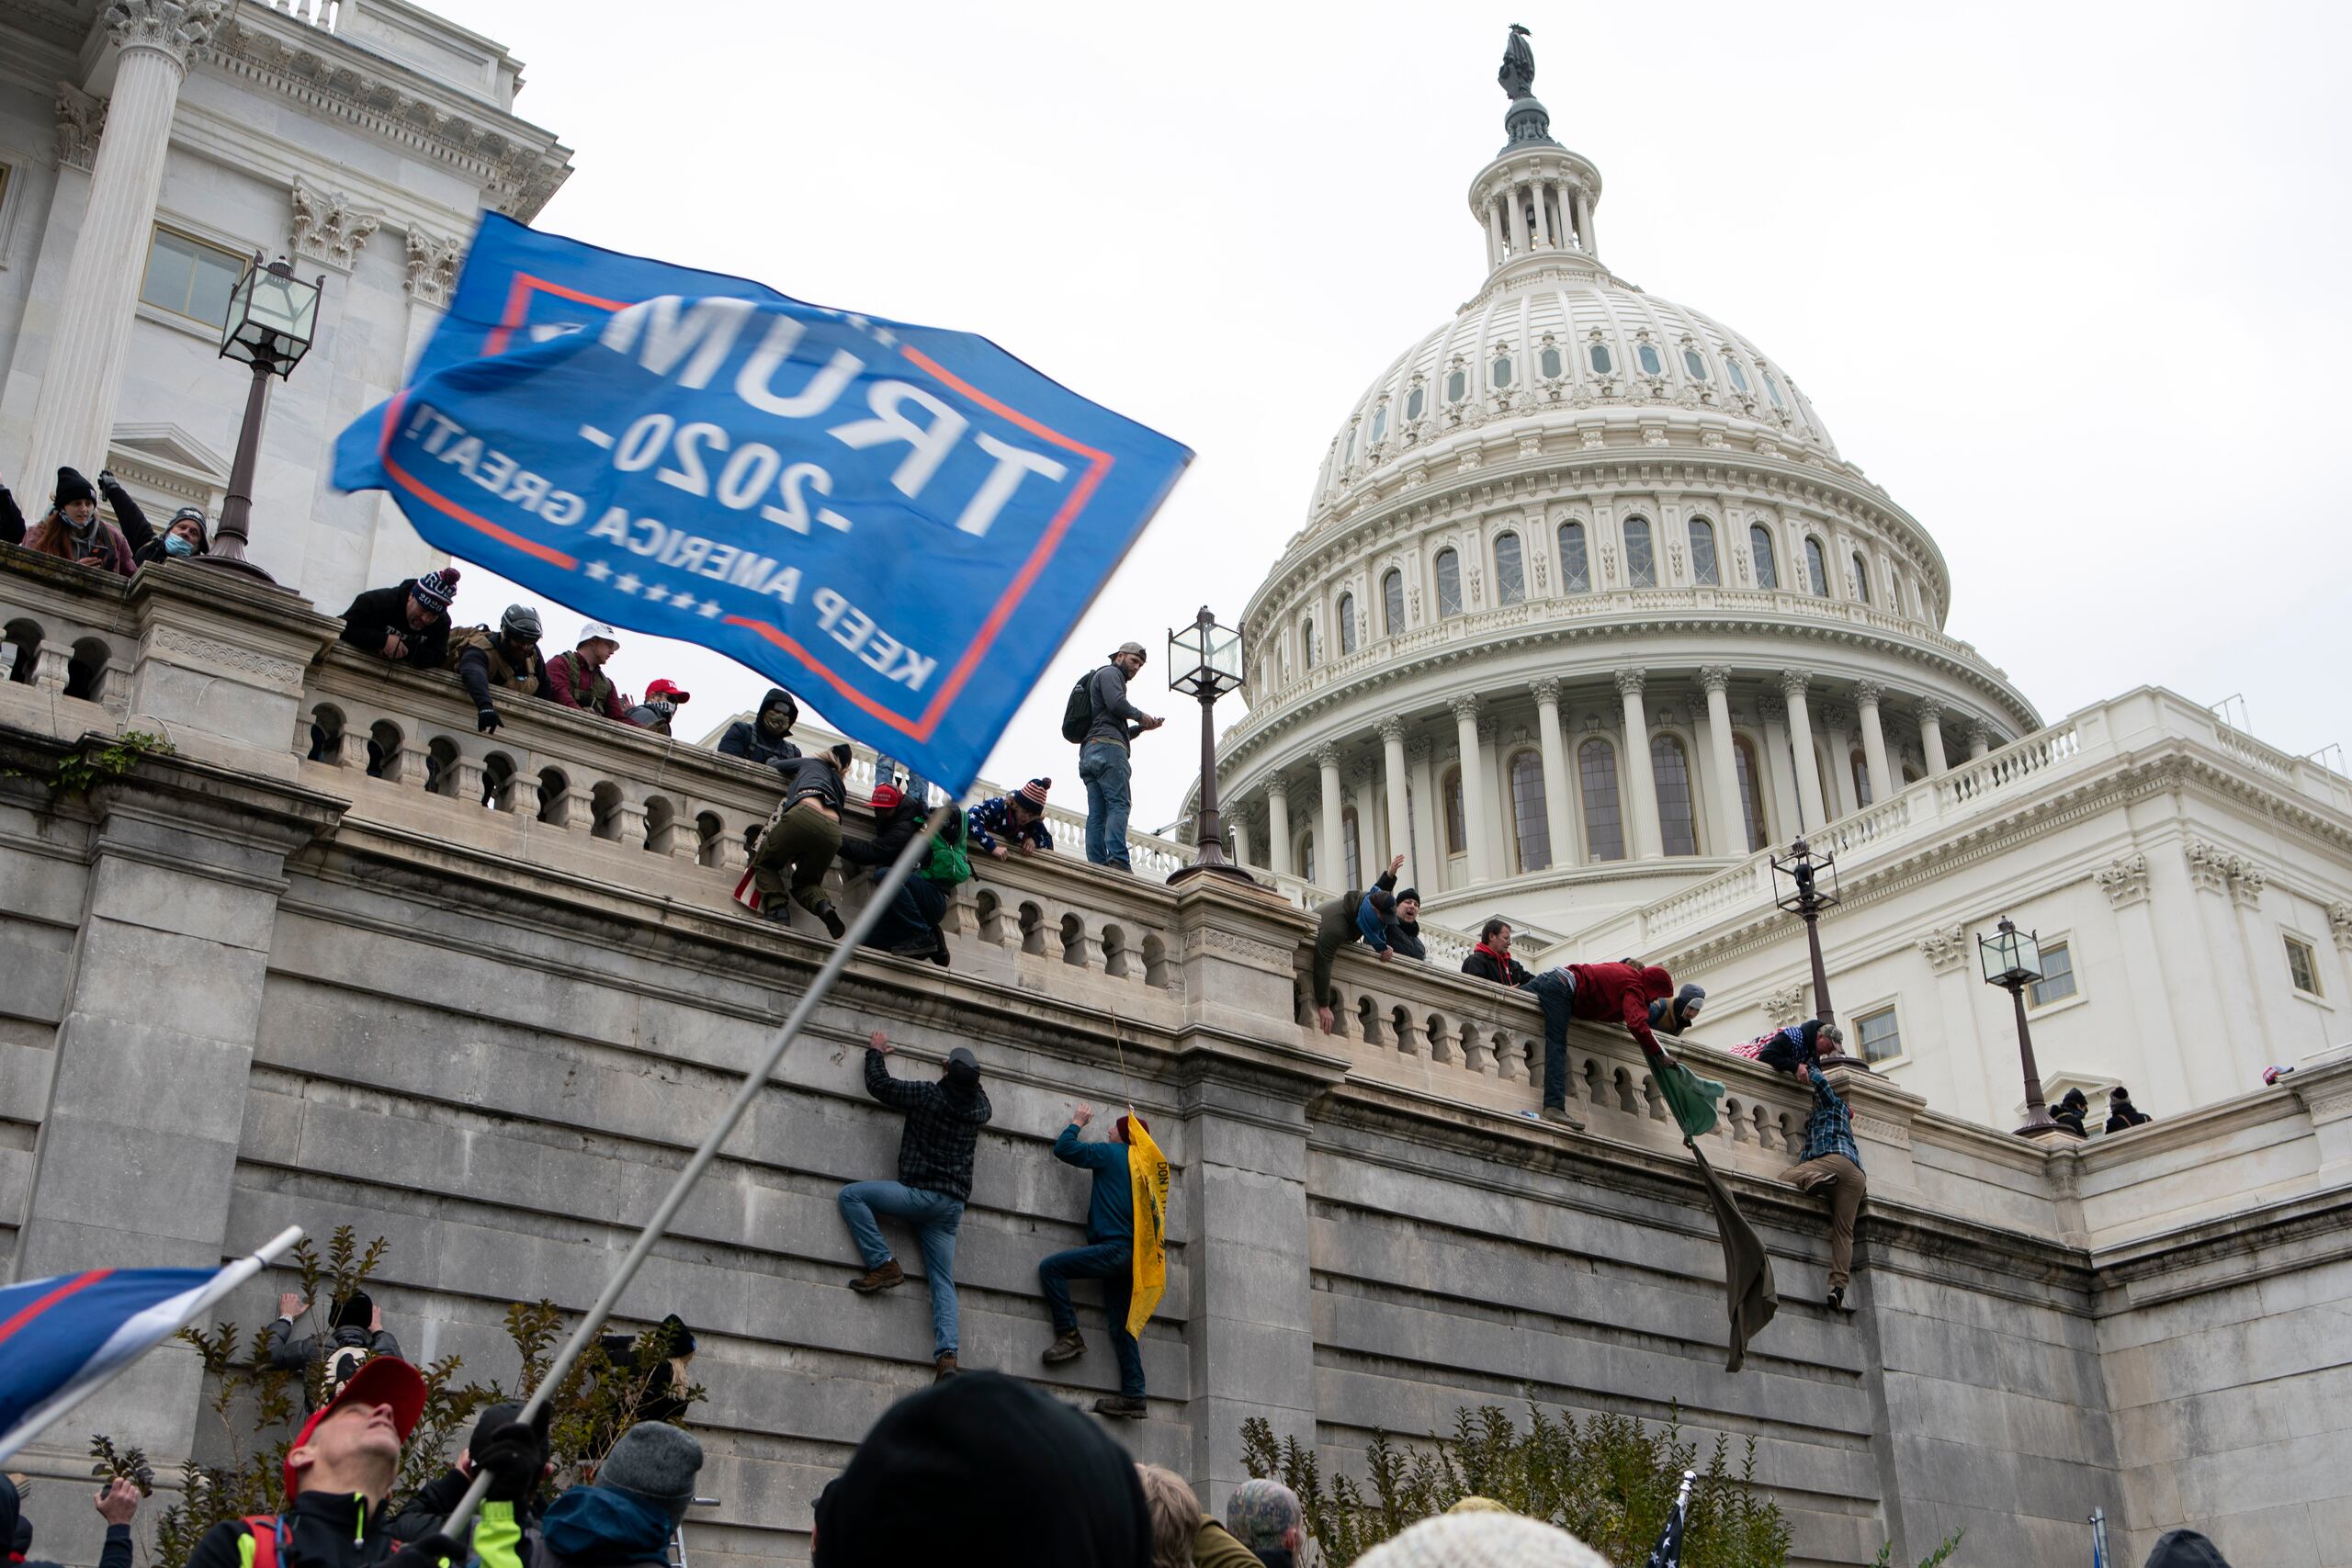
[5,551,2352,1568]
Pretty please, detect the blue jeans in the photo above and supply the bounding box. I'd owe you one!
[863,872,946,952]
[838,1181,964,1357]
[1037,1240,1145,1396]
[1080,742,1132,870]
[1523,969,1576,1109]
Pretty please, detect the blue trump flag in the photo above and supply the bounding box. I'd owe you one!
[334,215,1191,793]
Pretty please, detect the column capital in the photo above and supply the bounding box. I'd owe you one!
[1854,679,1885,707]
[1350,757,1380,787]
[1476,716,1498,744]
[1780,669,1814,698]
[1758,694,1787,723]
[1376,716,1408,744]
[404,229,463,308]
[291,178,383,272]
[1448,694,1482,723]
[1613,667,1646,698]
[2095,852,2152,909]
[54,82,107,173]
[1315,743,1342,771]
[1407,738,1435,765]
[104,0,229,66]
[2328,901,2352,953]
[1917,921,1972,975]
[1698,665,1733,694]
[1964,719,1993,748]
[1916,696,1944,723]
[1528,676,1563,705]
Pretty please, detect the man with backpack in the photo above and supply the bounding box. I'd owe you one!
[265,1290,403,1411]
[1063,641,1164,872]
[844,785,966,964]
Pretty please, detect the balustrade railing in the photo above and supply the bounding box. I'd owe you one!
[0,555,138,731]
[266,0,342,29]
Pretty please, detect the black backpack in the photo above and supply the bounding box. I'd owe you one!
[1060,670,1096,743]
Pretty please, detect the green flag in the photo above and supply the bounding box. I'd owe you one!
[1689,1140,1777,1372]
[1657,1058,1725,1140]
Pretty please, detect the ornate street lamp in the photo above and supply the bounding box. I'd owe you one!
[1979,915,2063,1137]
[1167,604,1252,886]
[1770,835,1839,1028]
[209,253,323,580]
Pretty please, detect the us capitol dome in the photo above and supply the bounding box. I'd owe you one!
[1209,31,2039,937]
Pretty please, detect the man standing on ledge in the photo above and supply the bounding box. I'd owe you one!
[1078,641,1164,872]
[1781,1045,1868,1314]
[1038,1102,1149,1418]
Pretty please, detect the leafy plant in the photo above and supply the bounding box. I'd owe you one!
[1876,1529,1964,1567]
[17,730,176,796]
[88,1435,156,1495]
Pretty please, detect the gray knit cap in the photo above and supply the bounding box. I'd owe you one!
[598,1421,703,1524]
[1353,1513,1610,1568]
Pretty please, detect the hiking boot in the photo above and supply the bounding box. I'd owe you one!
[933,1352,960,1382]
[819,905,847,940]
[1539,1104,1586,1132]
[929,931,952,967]
[1091,1394,1148,1419]
[1826,1286,1851,1314]
[1041,1327,1086,1364]
[849,1259,904,1293]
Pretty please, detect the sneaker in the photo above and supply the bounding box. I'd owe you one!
[1826,1286,1851,1314]
[1091,1394,1148,1419]
[1539,1105,1586,1132]
[929,931,952,967]
[1041,1327,1086,1364]
[933,1352,959,1382]
[820,907,847,941]
[849,1260,904,1293]
[888,937,939,958]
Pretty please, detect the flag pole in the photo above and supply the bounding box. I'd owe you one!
[0,1224,305,1465]
[436,802,955,1540]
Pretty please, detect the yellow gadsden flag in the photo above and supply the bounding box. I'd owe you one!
[1125,1118,1172,1338]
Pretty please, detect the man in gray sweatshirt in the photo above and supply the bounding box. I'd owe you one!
[1078,640,1164,871]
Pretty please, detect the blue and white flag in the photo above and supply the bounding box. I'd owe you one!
[0,1227,300,1463]
[333,216,1192,793]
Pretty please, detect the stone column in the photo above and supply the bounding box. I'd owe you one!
[1267,779,1292,877]
[1506,184,1530,254]
[1487,198,1507,270]
[1451,696,1494,883]
[1407,740,1439,887]
[1350,759,1382,881]
[1701,667,1746,854]
[1856,681,1893,804]
[1616,669,1664,860]
[21,1,228,493]
[1229,815,1251,871]
[1967,722,1992,761]
[1918,698,1950,776]
[1377,718,1412,879]
[1530,678,1575,868]
[1530,179,1551,247]
[1316,746,1344,887]
[1781,671,1828,831]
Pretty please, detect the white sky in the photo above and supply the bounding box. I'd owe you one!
[424,0,2352,828]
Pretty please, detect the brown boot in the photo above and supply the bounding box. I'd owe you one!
[933,1352,960,1381]
[850,1259,904,1293]
[1091,1393,1148,1419]
[1041,1327,1086,1364]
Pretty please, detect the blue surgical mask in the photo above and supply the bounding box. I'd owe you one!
[164,534,196,558]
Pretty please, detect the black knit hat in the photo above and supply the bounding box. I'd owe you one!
[54,468,96,507]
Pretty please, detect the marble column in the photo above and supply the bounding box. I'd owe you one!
[1701,667,1746,855]
[22,1,228,494]
[1267,780,1292,877]
[1451,695,1495,883]
[1507,183,1531,254]
[1530,178,1551,247]
[1782,671,1828,831]
[1407,740,1440,888]
[1967,722,1992,761]
[1531,679,1575,868]
[1918,698,1950,777]
[1350,759,1382,883]
[1856,681,1893,804]
[1230,816,1251,871]
[1616,669,1664,859]
[1487,199,1507,270]
[1317,746,1344,887]
[1379,717,1411,880]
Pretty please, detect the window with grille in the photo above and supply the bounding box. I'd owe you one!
[1750,525,1779,589]
[1558,522,1590,593]
[1623,517,1656,588]
[1688,518,1718,585]
[2286,936,2322,996]
[1435,549,1464,616]
[2029,942,2077,1008]
[1494,534,1525,604]
[1442,768,1466,856]
[1382,570,1405,635]
[1733,737,1767,851]
[1856,1007,1902,1064]
[1510,750,1551,872]
[1652,735,1697,855]
[1579,739,1623,862]
[1338,593,1357,655]
[141,226,246,326]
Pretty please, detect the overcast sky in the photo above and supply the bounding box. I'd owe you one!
[423,0,2352,829]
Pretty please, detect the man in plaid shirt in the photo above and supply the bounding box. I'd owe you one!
[1780,1044,1869,1314]
[839,1029,992,1381]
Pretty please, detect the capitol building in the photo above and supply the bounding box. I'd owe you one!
[1212,53,2352,1130]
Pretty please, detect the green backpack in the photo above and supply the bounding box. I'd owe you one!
[922,811,973,886]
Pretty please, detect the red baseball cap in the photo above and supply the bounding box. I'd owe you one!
[284,1357,427,1498]
[643,678,691,703]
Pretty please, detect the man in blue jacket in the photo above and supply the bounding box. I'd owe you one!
[1036,1103,1148,1419]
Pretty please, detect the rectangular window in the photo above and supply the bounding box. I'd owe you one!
[2286,935,2322,996]
[1855,1007,1902,1064]
[140,225,246,327]
[2029,941,2076,1008]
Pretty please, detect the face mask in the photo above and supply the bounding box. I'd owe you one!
[164,534,196,558]
[647,700,676,720]
[761,711,786,735]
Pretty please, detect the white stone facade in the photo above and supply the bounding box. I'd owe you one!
[0,0,570,611]
[1214,78,2352,1133]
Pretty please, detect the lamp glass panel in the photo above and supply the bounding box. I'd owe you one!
[246,272,312,339]
[2010,928,2042,977]
[1206,625,1243,682]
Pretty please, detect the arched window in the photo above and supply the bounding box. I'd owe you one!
[1494,533,1526,604]
[1588,343,1613,375]
[1725,358,1751,394]
[1342,807,1362,890]
[1442,768,1466,857]
[1342,426,1356,466]
[1369,405,1386,444]
[1406,383,1426,423]
[1636,343,1663,376]
[1682,347,1709,380]
[1750,525,1780,590]
[1509,750,1551,872]
[1539,344,1563,378]
[1804,536,1831,597]
[1902,763,1922,786]
[1623,517,1657,588]
[1446,367,1467,402]
[1732,736,1768,852]
[1337,592,1357,656]
[1653,735,1698,855]
[1301,617,1317,668]
[1491,354,1513,389]
[1850,553,1871,604]
[1764,372,1786,408]
[1558,521,1590,593]
[1434,548,1464,617]
[1579,739,1624,862]
[1851,749,1873,807]
[1382,570,1405,636]
[1688,517,1719,585]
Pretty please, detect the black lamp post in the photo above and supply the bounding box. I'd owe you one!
[209,253,322,581]
[1979,915,2063,1137]
[1770,835,1840,1029]
[1167,604,1251,886]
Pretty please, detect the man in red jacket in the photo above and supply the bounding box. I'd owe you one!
[1520,961,1679,1130]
